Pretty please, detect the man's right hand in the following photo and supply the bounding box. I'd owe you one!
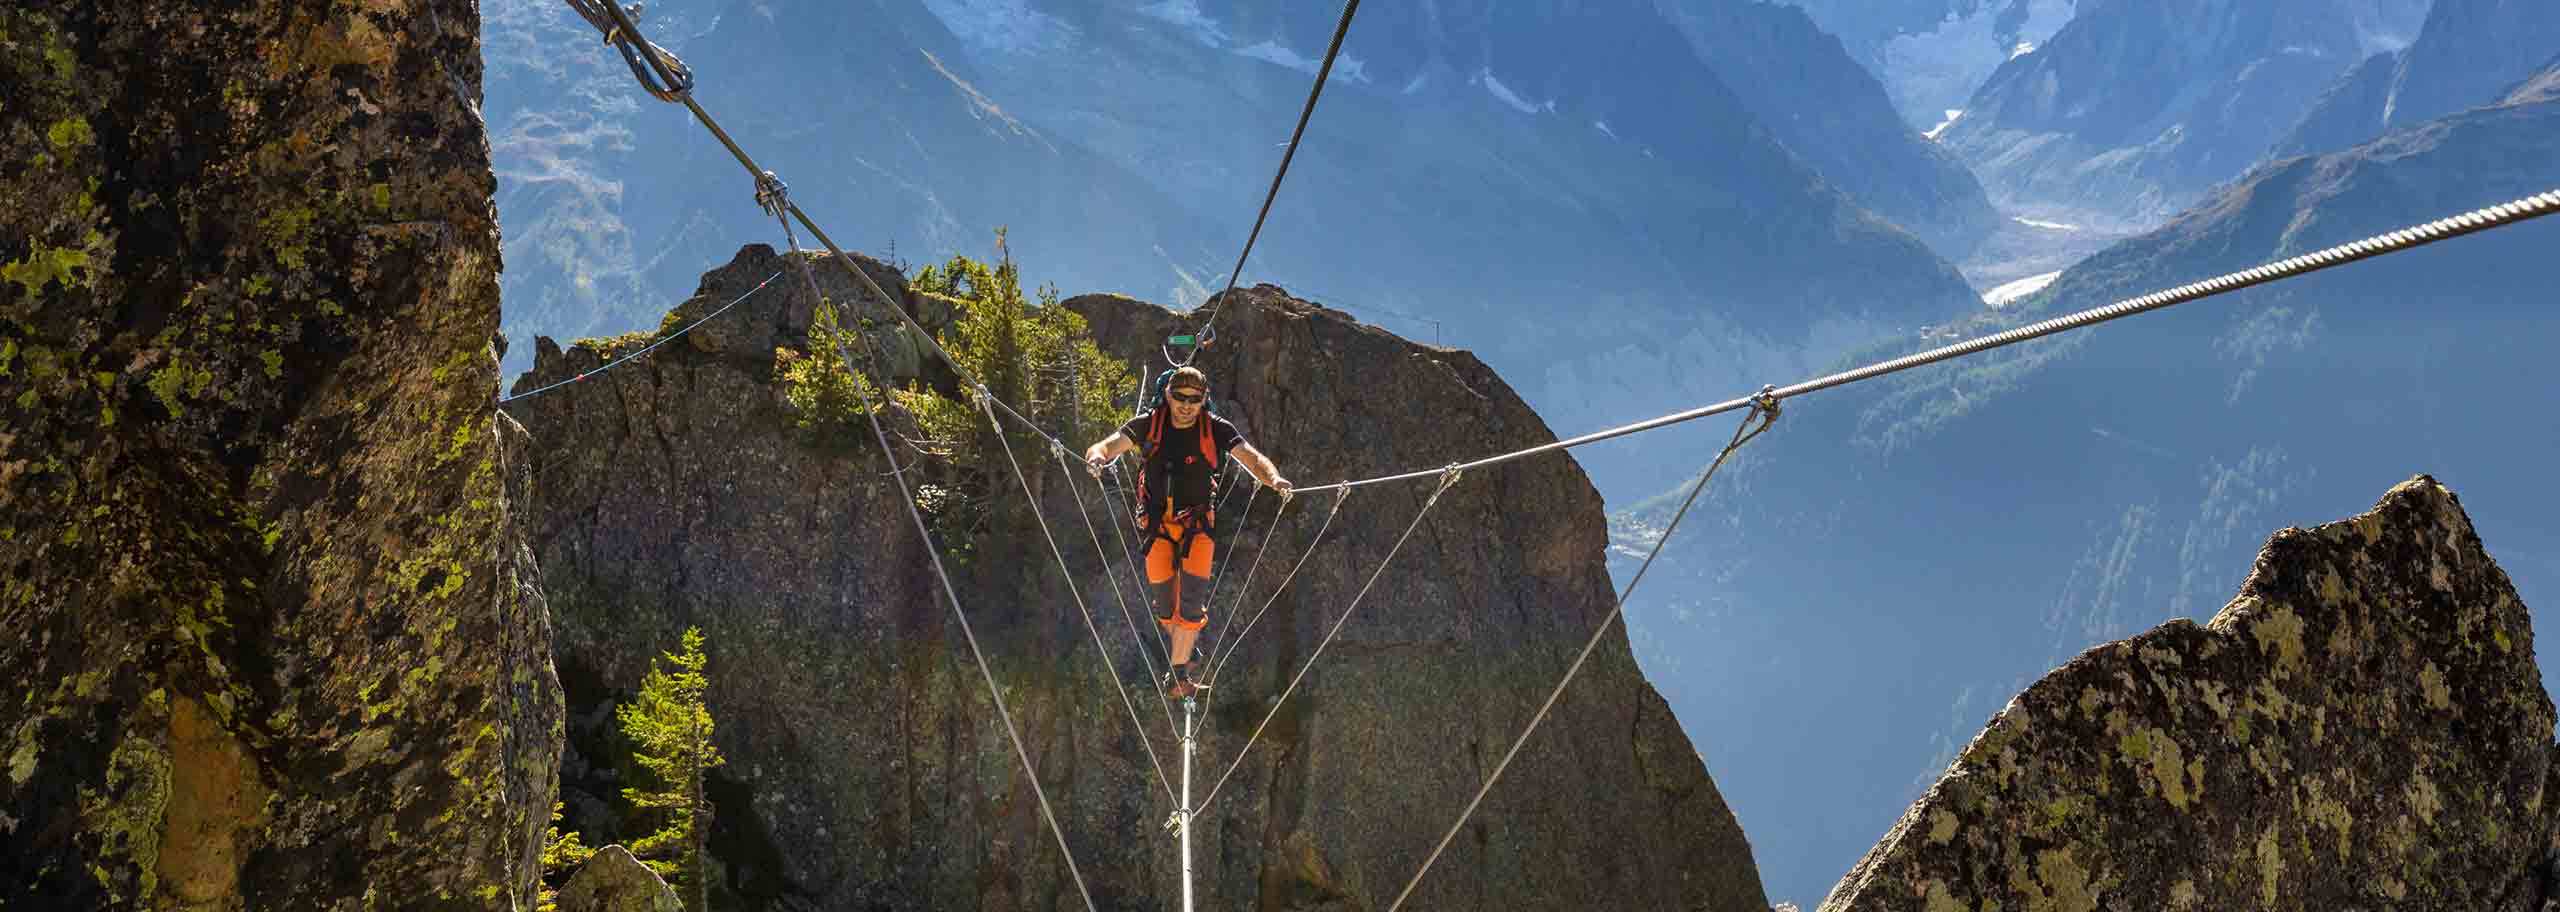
[1085,453,1108,479]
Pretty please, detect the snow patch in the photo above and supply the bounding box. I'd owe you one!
[1924,108,1964,140]
[1234,39,1370,83]
[1594,120,1618,139]
[1403,71,1430,94]
[1474,67,1546,115]
[1139,0,1229,47]
[921,0,1076,54]
[2011,215,2080,231]
[2010,41,2037,60]
[1982,270,2061,308]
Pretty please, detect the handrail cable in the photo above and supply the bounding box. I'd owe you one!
[1191,481,1261,634]
[1189,0,1366,355]
[975,389,1179,801]
[497,269,783,404]
[1193,469,1459,818]
[1106,461,1177,662]
[1058,449,1185,741]
[1387,394,1778,910]
[1292,189,2560,495]
[1204,490,1345,688]
[1195,494,1295,686]
[758,179,1097,909]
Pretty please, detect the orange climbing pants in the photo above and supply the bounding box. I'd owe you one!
[1145,508,1214,630]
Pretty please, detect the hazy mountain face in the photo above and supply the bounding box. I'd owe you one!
[1659,0,2003,259]
[1776,0,2079,130]
[486,0,1982,501]
[1939,0,2429,228]
[1613,82,2560,908]
[2272,0,2560,160]
[483,0,1224,379]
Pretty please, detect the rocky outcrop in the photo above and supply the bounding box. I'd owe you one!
[559,846,681,912]
[1821,478,2559,910]
[0,1,560,907]
[511,249,1769,909]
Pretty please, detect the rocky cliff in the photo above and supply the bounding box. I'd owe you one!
[510,248,1768,909]
[1821,477,2560,910]
[0,1,560,907]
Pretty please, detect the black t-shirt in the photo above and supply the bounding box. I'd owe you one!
[1121,410,1245,511]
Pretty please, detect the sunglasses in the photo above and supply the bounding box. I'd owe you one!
[1169,390,1207,404]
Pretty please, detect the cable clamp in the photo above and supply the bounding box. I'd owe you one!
[1163,809,1186,835]
[1436,463,1465,492]
[753,171,790,218]
[1750,384,1782,421]
[971,383,993,409]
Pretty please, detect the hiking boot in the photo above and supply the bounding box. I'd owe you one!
[1162,662,1197,699]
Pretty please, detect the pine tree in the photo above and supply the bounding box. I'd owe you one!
[895,231,1133,549]
[617,626,725,910]
[537,801,596,912]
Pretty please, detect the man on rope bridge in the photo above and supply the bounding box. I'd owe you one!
[1083,366,1293,698]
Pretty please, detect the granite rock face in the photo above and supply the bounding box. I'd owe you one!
[558,845,681,912]
[513,257,1770,909]
[1821,477,2559,911]
[0,0,560,907]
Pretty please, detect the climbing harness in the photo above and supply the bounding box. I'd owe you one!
[1134,403,1228,589]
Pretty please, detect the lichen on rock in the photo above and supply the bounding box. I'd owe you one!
[1821,476,2559,911]
[1,0,561,905]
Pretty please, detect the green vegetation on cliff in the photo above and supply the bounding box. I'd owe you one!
[618,627,725,909]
